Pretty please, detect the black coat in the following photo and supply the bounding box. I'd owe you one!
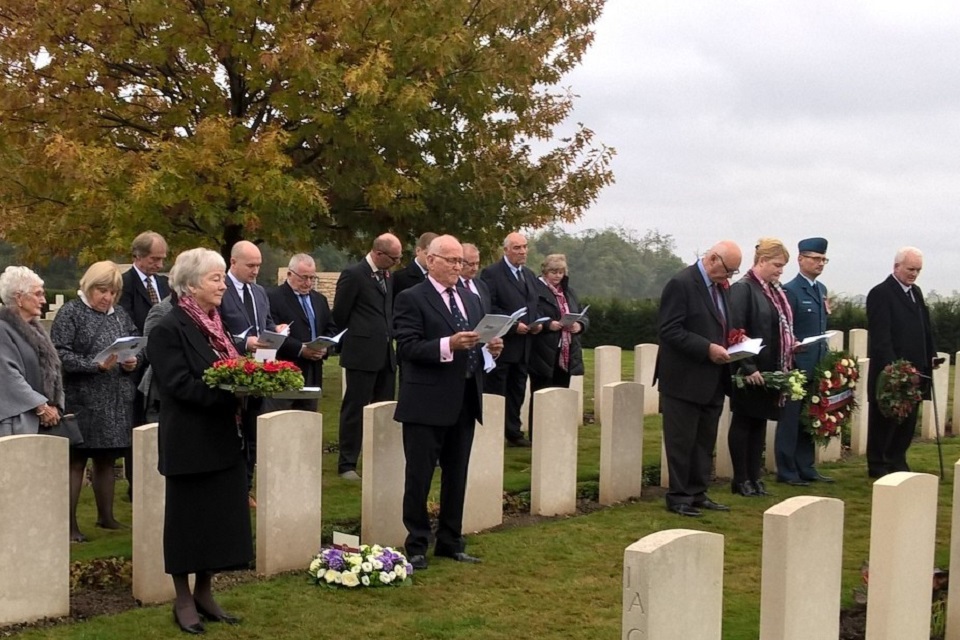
[332,259,395,372]
[146,306,243,477]
[392,260,427,300]
[119,268,169,333]
[727,276,785,421]
[866,274,935,398]
[267,283,335,388]
[528,277,588,378]
[478,258,539,364]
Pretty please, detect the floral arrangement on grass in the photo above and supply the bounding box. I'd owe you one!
[308,545,413,588]
[876,359,924,422]
[202,356,304,396]
[731,369,808,402]
[803,351,859,446]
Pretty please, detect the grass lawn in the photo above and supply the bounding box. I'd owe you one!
[47,350,960,639]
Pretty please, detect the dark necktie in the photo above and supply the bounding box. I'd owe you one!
[375,270,387,294]
[711,284,727,335]
[242,283,257,332]
[515,268,524,283]
[300,294,317,341]
[144,277,159,306]
[906,287,916,303]
[446,288,478,374]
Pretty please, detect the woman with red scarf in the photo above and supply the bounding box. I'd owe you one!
[727,238,797,497]
[147,248,248,634]
[528,254,589,437]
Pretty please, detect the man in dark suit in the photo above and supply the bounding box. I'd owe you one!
[866,246,936,478]
[479,232,542,447]
[119,230,169,499]
[460,243,491,314]
[394,235,503,570]
[392,232,437,300]
[266,253,335,412]
[219,240,303,503]
[777,237,834,485]
[332,233,402,480]
[655,240,741,517]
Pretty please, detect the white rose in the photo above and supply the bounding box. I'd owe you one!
[341,572,361,588]
[841,359,850,367]
[325,570,340,584]
[812,419,821,428]
[348,555,362,566]
[370,545,383,554]
[823,371,831,379]
[351,565,361,574]
[361,562,373,573]
[316,568,326,579]
[811,396,820,404]
[361,575,370,586]
[379,571,392,584]
[372,559,384,570]
[309,559,322,573]
[395,565,407,580]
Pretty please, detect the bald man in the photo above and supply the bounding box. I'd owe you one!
[655,240,742,517]
[332,233,402,480]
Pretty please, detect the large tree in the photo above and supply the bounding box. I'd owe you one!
[0,0,613,262]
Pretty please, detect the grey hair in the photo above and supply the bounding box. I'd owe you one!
[288,253,315,270]
[895,246,923,264]
[131,231,167,258]
[0,266,44,306]
[169,248,226,296]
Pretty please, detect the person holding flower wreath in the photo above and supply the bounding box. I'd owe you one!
[865,247,936,478]
[147,248,250,633]
[727,238,796,497]
[777,237,834,485]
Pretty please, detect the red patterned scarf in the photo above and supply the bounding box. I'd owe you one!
[543,279,571,372]
[746,269,795,372]
[177,295,240,360]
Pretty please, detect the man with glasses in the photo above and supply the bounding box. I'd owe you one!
[393,232,438,300]
[778,237,834,485]
[655,240,742,517]
[332,233,402,480]
[266,254,335,412]
[459,243,490,314]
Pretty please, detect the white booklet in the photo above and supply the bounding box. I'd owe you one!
[798,331,836,346]
[304,328,348,349]
[526,316,554,331]
[93,336,146,364]
[257,330,289,351]
[727,337,765,362]
[560,304,590,328]
[473,307,528,343]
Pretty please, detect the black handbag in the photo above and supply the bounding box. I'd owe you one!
[44,413,84,447]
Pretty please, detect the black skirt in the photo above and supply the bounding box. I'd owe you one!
[163,458,253,575]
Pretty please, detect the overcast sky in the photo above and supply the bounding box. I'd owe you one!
[557,0,960,296]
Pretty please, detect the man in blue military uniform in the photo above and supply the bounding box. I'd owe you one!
[777,237,835,485]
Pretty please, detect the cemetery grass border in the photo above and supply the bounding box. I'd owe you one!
[9,352,959,639]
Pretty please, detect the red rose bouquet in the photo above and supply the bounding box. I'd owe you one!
[203,356,304,396]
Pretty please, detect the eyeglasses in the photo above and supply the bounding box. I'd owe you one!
[801,254,830,264]
[377,251,402,264]
[714,252,740,276]
[289,270,320,282]
[430,254,464,266]
[463,261,480,268]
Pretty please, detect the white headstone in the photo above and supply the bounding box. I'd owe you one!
[849,358,870,456]
[600,382,644,505]
[256,410,324,576]
[531,388,579,516]
[946,459,960,640]
[760,496,844,640]
[815,437,842,463]
[462,394,505,533]
[633,343,660,415]
[361,402,406,547]
[132,424,175,604]
[827,331,844,352]
[570,375,585,425]
[765,420,777,474]
[715,398,733,478]
[920,352,949,440]
[623,529,724,640]
[520,377,531,433]
[0,435,70,625]
[865,472,939,640]
[660,439,669,489]
[848,328,868,360]
[593,346,622,424]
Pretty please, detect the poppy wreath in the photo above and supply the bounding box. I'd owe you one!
[802,350,860,446]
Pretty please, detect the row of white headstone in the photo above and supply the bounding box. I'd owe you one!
[622,468,959,640]
[0,382,648,625]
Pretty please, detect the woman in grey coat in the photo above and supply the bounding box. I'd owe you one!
[0,266,64,436]
[51,261,140,542]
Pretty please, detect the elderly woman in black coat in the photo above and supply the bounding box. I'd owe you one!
[0,266,64,435]
[147,248,249,634]
[527,254,588,436]
[727,238,797,497]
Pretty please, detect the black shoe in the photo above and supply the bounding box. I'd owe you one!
[194,600,240,625]
[778,478,810,486]
[732,481,758,497]
[753,480,773,496]
[803,473,835,483]
[408,554,428,570]
[506,437,531,448]
[667,503,702,517]
[693,498,730,511]
[435,550,482,563]
[173,608,205,635]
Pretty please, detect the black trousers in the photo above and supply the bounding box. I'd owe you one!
[774,398,817,481]
[660,393,722,507]
[728,413,766,484]
[338,366,395,474]
[867,402,917,477]
[483,360,528,441]
[401,383,479,557]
